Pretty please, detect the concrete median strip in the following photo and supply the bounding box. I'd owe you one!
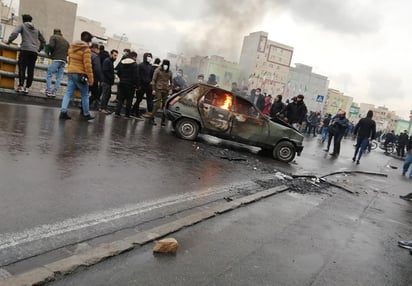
[1,185,288,286]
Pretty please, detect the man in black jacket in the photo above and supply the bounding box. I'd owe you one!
[131,52,153,118]
[99,49,118,114]
[352,110,376,164]
[250,88,265,111]
[89,43,103,110]
[397,130,409,157]
[115,52,139,118]
[269,94,285,118]
[284,94,307,131]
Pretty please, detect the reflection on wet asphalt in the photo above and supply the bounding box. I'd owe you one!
[0,102,395,234]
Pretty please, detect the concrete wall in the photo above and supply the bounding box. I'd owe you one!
[20,0,77,42]
[239,31,293,96]
[287,63,329,112]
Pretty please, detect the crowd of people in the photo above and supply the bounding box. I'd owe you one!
[4,14,412,179]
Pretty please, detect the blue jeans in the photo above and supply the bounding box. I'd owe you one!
[46,60,65,93]
[321,126,328,141]
[403,153,412,178]
[60,73,90,116]
[354,137,369,161]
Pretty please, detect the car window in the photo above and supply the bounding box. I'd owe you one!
[203,89,233,111]
[178,87,199,107]
[233,96,260,119]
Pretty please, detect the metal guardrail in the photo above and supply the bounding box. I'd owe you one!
[0,42,69,88]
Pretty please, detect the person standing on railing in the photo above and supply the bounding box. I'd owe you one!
[59,31,94,120]
[5,14,45,94]
[45,29,69,97]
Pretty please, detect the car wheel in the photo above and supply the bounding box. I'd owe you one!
[175,118,199,140]
[273,141,296,163]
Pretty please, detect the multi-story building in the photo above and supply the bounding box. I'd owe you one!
[19,0,77,41]
[0,0,16,40]
[323,89,353,116]
[286,63,329,112]
[359,103,375,118]
[239,31,293,96]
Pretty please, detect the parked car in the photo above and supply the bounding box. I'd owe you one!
[164,83,304,163]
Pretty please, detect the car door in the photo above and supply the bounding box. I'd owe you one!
[198,89,233,135]
[230,96,270,145]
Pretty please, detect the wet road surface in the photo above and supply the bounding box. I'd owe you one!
[0,102,408,272]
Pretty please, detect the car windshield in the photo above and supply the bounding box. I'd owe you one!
[233,96,260,119]
[204,89,233,111]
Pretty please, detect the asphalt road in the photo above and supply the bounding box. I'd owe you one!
[0,101,411,285]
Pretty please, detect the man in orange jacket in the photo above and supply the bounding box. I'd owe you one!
[59,31,95,120]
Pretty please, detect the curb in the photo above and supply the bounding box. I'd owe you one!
[0,185,289,286]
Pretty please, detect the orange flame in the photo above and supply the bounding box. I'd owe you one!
[221,94,232,110]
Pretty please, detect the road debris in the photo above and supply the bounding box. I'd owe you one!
[153,238,179,254]
[288,170,388,195]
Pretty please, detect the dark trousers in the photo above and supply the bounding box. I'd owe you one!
[99,82,112,110]
[89,82,100,108]
[333,134,344,155]
[18,50,38,88]
[354,137,369,161]
[398,144,406,157]
[116,83,134,116]
[132,84,153,115]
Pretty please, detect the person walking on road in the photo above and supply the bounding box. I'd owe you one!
[397,130,409,158]
[99,49,118,114]
[115,51,139,118]
[59,31,94,120]
[401,136,412,179]
[352,110,376,164]
[131,52,154,118]
[320,113,332,143]
[284,94,307,131]
[325,110,349,156]
[45,28,69,97]
[88,43,103,110]
[6,14,46,94]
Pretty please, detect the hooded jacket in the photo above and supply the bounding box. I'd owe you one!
[285,100,307,124]
[117,58,139,87]
[48,33,69,61]
[151,60,172,91]
[7,22,45,53]
[354,111,376,139]
[138,53,153,86]
[67,41,94,86]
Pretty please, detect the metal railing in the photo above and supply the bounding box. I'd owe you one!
[0,42,69,89]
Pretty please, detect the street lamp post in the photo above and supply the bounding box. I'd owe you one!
[408,110,412,135]
[116,33,126,50]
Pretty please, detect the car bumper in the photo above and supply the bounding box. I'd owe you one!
[165,110,182,122]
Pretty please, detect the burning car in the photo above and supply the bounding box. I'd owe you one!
[164,83,304,163]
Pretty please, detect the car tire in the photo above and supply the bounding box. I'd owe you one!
[273,141,296,163]
[175,118,199,140]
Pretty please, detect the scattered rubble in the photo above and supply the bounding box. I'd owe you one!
[153,238,179,254]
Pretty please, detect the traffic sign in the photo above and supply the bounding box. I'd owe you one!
[316,95,324,102]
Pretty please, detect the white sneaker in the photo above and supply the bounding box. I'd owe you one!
[23,87,29,94]
[15,86,24,92]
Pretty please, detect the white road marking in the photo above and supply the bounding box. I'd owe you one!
[0,182,257,251]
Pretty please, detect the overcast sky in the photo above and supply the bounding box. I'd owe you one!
[13,0,412,119]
